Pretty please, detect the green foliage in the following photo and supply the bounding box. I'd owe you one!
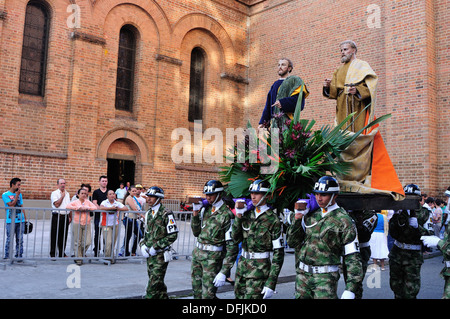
[219,105,390,212]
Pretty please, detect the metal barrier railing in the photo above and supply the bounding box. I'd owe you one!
[0,207,196,265]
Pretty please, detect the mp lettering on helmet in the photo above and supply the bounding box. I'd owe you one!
[406,186,418,194]
[315,182,327,191]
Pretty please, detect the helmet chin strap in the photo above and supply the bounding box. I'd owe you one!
[212,193,222,205]
[255,193,267,207]
[324,194,335,210]
[151,198,161,207]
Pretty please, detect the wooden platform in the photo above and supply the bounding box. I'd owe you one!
[335,193,420,211]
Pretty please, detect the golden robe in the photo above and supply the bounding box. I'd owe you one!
[324,59,404,200]
[323,59,375,132]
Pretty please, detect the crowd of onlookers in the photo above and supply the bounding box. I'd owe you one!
[2,176,152,263]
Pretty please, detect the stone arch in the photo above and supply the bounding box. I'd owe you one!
[172,13,235,66]
[11,0,68,15]
[96,128,150,165]
[91,0,171,47]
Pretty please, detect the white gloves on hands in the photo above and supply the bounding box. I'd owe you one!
[149,246,157,256]
[235,200,247,217]
[192,201,203,211]
[261,286,274,299]
[140,245,150,258]
[140,245,157,257]
[235,205,247,217]
[294,200,309,218]
[421,235,441,248]
[213,272,227,287]
[341,290,355,299]
[409,217,418,228]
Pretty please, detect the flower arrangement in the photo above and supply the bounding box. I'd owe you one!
[219,103,390,213]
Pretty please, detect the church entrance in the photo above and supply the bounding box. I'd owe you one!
[105,137,141,192]
[107,158,135,192]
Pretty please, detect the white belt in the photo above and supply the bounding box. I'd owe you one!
[298,261,340,274]
[241,249,270,259]
[360,241,370,248]
[196,242,223,252]
[445,261,450,268]
[394,240,422,251]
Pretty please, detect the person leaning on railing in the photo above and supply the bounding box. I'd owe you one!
[122,185,144,257]
[99,190,128,261]
[66,188,97,265]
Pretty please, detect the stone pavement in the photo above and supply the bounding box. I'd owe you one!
[1,250,443,299]
[0,251,297,299]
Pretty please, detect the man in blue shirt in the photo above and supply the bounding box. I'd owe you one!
[2,177,26,259]
[258,58,308,129]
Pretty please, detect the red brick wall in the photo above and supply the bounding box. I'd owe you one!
[0,0,448,201]
[0,0,249,200]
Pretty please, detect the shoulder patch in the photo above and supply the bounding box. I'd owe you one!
[166,213,178,234]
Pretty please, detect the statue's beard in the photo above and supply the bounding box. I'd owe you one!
[341,53,354,63]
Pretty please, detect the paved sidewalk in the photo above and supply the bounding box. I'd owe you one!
[0,252,297,299]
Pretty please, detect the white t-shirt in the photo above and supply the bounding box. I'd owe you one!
[115,188,127,200]
[51,189,71,214]
[100,199,125,226]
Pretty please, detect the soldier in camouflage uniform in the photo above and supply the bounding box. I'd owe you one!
[232,179,284,299]
[421,225,450,298]
[139,186,178,299]
[343,209,377,298]
[287,176,363,299]
[191,180,239,299]
[389,184,433,299]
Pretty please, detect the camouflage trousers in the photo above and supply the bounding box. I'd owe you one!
[191,247,223,299]
[235,257,271,299]
[443,276,450,299]
[389,260,421,299]
[295,270,340,299]
[342,246,370,299]
[145,253,169,299]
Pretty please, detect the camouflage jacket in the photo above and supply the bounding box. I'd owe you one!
[232,207,284,290]
[389,207,433,265]
[438,226,450,276]
[142,204,178,251]
[191,202,239,274]
[287,206,363,293]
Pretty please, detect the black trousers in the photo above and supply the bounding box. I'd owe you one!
[50,213,70,257]
[93,213,102,257]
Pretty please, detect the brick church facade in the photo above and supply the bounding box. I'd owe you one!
[0,0,448,200]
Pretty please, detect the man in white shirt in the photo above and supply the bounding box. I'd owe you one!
[135,184,147,211]
[50,178,71,258]
[100,190,128,259]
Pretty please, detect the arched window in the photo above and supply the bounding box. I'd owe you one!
[188,47,205,122]
[19,1,50,96]
[115,25,138,111]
